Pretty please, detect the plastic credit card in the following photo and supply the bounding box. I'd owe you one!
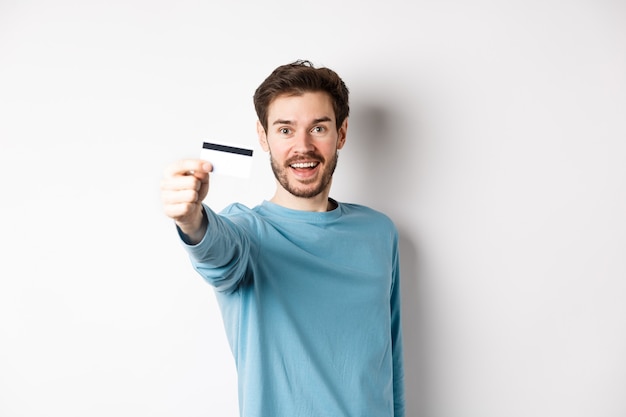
[200,141,254,179]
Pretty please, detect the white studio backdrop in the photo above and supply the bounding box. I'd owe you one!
[1,1,625,416]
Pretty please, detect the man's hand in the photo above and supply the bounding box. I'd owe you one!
[161,159,212,244]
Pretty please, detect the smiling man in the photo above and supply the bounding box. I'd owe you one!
[161,60,405,417]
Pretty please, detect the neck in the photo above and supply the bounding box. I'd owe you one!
[270,185,334,212]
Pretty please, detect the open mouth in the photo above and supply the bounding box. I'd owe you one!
[288,160,321,180]
[289,161,320,169]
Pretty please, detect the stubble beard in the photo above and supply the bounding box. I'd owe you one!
[270,151,339,199]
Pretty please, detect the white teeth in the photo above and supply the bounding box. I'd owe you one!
[290,162,318,168]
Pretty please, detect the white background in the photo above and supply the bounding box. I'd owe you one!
[1,1,625,416]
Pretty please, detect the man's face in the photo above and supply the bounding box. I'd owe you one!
[258,91,347,199]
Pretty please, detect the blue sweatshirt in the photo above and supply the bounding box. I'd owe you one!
[182,200,405,416]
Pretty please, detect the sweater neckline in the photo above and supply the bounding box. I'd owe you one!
[260,199,343,222]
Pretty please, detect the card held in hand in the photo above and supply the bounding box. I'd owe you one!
[200,141,254,179]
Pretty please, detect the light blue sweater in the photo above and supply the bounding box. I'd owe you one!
[182,200,405,416]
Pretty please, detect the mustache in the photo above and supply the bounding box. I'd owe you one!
[285,152,325,166]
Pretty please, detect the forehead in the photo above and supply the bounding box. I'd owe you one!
[267,91,335,122]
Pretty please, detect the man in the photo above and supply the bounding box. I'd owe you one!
[161,60,405,416]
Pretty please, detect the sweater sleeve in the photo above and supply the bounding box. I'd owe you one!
[179,204,252,293]
[391,233,406,417]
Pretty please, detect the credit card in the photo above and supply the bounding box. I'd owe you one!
[200,141,254,178]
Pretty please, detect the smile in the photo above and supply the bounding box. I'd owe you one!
[290,162,319,169]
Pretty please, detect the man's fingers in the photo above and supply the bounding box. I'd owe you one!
[161,175,204,192]
[161,159,211,224]
[161,188,200,206]
[164,159,213,179]
[163,201,197,219]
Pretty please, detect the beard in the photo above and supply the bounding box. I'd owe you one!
[270,151,339,199]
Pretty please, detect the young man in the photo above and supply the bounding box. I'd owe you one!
[161,60,405,416]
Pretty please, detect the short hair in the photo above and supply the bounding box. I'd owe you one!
[253,60,350,132]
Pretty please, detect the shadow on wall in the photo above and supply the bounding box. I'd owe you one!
[399,233,432,417]
[346,102,410,207]
[349,100,431,417]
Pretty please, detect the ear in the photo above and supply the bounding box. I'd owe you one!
[257,120,269,152]
[336,118,348,150]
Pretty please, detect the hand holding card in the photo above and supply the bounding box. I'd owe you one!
[200,141,254,179]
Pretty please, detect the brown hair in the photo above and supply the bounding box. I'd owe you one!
[253,60,350,132]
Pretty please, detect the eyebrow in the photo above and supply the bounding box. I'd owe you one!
[272,116,333,126]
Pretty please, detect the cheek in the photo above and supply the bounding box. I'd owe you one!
[320,141,340,154]
[266,140,289,157]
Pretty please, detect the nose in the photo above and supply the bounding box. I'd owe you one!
[293,129,315,153]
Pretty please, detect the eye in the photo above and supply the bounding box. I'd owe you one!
[311,126,326,134]
[279,127,291,135]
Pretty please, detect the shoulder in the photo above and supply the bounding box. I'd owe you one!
[219,202,256,216]
[340,202,395,222]
[339,202,398,232]
[216,202,269,232]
